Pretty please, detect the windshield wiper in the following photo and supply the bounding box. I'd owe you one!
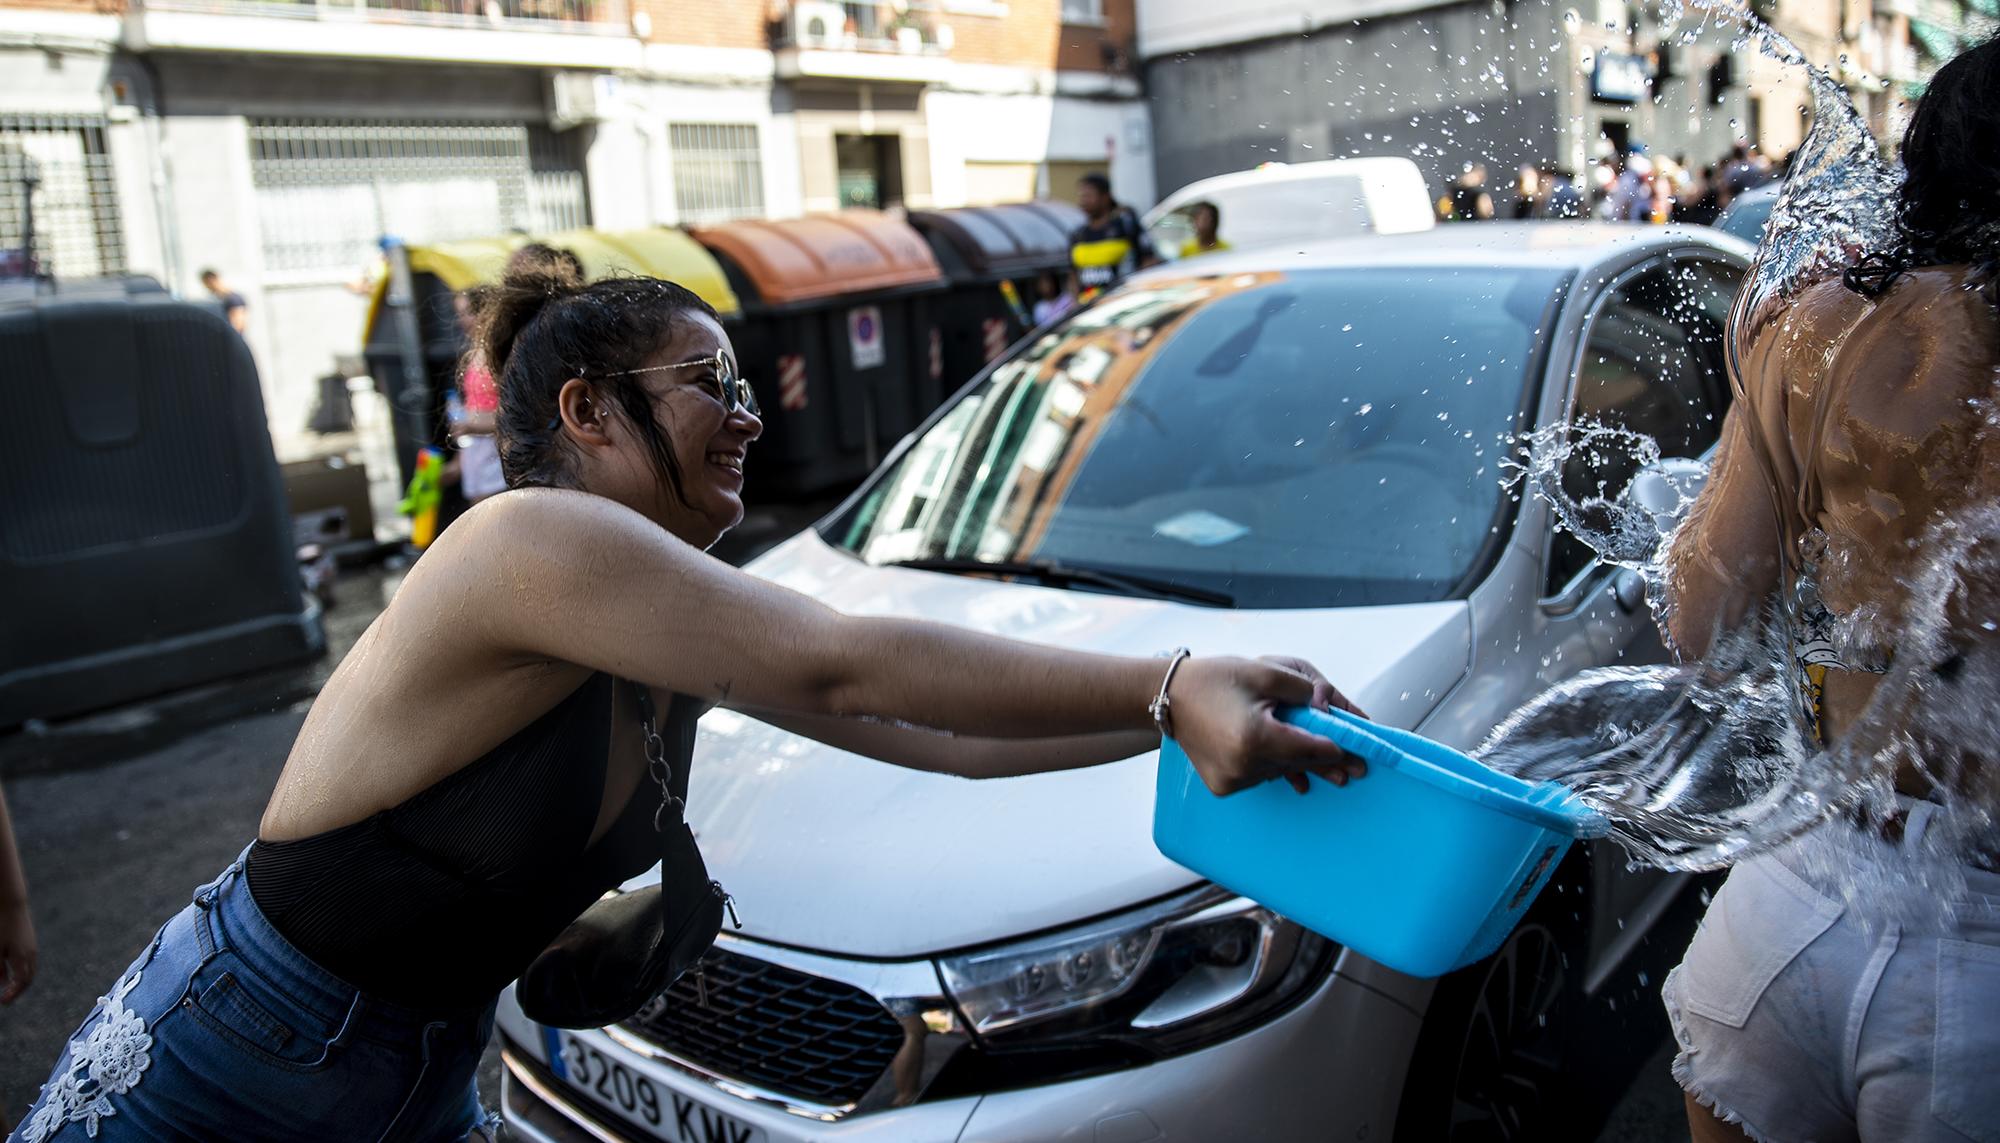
[886,557,1236,608]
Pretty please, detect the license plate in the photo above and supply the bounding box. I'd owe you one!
[558,1034,767,1143]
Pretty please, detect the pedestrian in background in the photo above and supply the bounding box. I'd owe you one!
[1177,200,1231,259]
[1676,164,1723,225]
[1717,139,1773,208]
[1030,269,1073,326]
[450,288,505,505]
[1445,164,1496,221]
[198,269,247,334]
[1538,166,1586,219]
[1511,163,1542,219]
[1068,172,1158,301]
[1608,145,1655,221]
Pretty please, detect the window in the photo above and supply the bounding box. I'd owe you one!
[247,119,587,277]
[827,267,1564,609]
[1546,258,1738,594]
[834,133,903,210]
[0,115,125,280]
[1061,0,1104,25]
[668,123,765,225]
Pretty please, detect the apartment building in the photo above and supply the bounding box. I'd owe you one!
[0,0,1146,457]
[1136,0,1993,219]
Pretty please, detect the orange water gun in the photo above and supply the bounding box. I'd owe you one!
[398,446,446,549]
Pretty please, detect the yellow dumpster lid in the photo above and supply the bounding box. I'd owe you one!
[692,210,945,307]
[408,238,520,292]
[363,228,741,346]
[541,228,740,315]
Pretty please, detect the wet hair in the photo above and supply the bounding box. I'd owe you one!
[1078,172,1112,197]
[1848,35,2000,296]
[474,257,719,504]
[505,242,586,282]
[1895,35,2000,265]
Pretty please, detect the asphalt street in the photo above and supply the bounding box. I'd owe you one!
[0,514,1691,1140]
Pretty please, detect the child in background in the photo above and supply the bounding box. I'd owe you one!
[451,288,506,504]
[1031,270,1073,326]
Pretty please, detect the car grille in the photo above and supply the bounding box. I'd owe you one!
[618,947,905,1107]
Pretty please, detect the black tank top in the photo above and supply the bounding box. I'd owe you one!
[246,673,692,1012]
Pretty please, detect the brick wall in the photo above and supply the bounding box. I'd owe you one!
[1055,0,1133,73]
[0,0,124,13]
[638,0,769,49]
[948,0,1061,67]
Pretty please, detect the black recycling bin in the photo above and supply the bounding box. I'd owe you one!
[693,211,946,499]
[908,201,1084,397]
[0,293,324,725]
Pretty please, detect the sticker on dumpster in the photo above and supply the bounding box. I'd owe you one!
[981,318,1008,363]
[777,353,808,412]
[849,305,885,370]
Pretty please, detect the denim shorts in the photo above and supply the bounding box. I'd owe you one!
[1663,807,2000,1143]
[10,847,501,1143]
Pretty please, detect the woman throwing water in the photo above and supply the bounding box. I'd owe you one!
[1661,36,2000,1143]
[12,260,1361,1142]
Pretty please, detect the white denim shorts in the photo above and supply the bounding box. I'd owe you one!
[1663,806,2000,1143]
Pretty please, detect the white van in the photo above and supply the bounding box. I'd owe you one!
[1144,156,1435,260]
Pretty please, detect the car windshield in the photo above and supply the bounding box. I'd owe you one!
[823,266,1566,609]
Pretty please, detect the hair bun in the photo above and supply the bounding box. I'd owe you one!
[476,243,586,382]
[500,242,586,295]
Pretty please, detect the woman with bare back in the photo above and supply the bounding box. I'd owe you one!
[1660,36,2000,1143]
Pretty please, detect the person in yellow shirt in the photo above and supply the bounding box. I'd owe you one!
[1177,201,1232,260]
[1068,172,1160,301]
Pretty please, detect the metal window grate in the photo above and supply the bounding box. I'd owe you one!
[619,948,903,1108]
[0,115,126,281]
[668,123,765,226]
[247,119,589,275]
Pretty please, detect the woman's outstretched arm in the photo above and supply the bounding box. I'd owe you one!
[422,490,1355,795]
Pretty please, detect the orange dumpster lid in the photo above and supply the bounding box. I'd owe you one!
[692,210,945,307]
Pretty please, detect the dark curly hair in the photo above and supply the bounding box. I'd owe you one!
[1847,34,2000,297]
[474,257,719,505]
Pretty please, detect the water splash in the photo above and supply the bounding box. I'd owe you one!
[1484,4,1997,911]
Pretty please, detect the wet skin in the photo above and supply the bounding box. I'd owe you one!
[1667,265,2000,795]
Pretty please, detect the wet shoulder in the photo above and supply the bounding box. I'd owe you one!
[1835,265,2000,401]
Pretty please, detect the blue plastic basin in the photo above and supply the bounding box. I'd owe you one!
[1154,706,1606,978]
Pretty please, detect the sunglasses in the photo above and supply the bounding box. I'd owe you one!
[546,351,760,430]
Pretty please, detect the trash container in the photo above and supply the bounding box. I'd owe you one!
[0,294,325,726]
[360,229,740,492]
[907,201,1084,397]
[692,211,946,498]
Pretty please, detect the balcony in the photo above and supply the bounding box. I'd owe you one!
[129,0,640,66]
[772,1,953,54]
[771,1,959,83]
[139,0,628,32]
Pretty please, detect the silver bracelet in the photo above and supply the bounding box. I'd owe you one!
[1149,647,1192,739]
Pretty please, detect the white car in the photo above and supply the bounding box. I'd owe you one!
[498,223,1755,1143]
[1144,157,1435,262]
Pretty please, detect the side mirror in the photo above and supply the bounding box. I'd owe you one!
[1622,456,1708,538]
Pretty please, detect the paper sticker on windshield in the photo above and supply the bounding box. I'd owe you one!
[1155,510,1249,547]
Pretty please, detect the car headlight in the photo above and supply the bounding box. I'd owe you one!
[937,886,1335,1063]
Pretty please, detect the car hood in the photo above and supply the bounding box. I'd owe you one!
[631,531,1472,959]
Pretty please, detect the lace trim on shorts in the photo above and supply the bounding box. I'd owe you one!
[22,969,154,1141]
[1662,964,1776,1143]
